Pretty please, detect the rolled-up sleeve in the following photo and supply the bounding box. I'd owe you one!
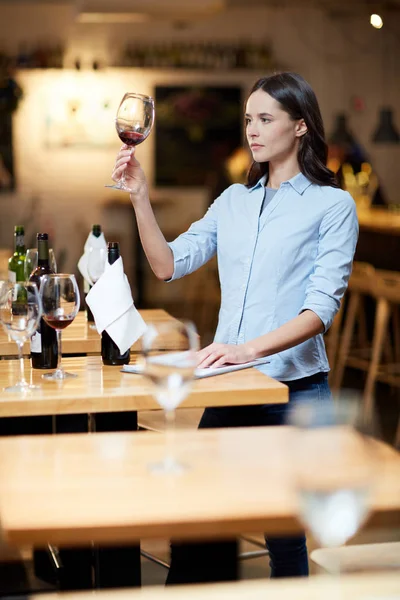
[299,192,359,332]
[166,195,220,282]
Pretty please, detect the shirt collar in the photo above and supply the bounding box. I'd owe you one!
[248,171,312,195]
[287,172,312,195]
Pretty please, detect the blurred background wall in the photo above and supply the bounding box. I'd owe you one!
[0,0,399,337]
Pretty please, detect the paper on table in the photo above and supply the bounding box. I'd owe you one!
[121,355,270,379]
[86,256,147,354]
[78,232,107,287]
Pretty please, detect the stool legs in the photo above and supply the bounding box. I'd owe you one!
[363,298,391,422]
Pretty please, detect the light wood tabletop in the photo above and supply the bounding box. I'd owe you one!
[25,572,400,600]
[0,427,398,546]
[0,356,287,417]
[357,206,400,235]
[0,309,177,357]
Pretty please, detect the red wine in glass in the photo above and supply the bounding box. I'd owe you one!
[117,129,146,146]
[44,315,75,330]
[105,92,155,192]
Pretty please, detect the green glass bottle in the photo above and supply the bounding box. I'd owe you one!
[8,226,26,282]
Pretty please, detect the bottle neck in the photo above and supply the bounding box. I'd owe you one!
[108,249,120,265]
[14,233,25,253]
[37,239,49,265]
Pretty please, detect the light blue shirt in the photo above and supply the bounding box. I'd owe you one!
[167,172,359,381]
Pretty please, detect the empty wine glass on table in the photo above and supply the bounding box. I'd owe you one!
[25,248,57,280]
[0,281,42,392]
[288,394,377,575]
[141,320,199,474]
[40,274,80,380]
[105,92,155,192]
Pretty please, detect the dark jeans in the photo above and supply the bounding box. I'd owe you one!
[166,371,332,584]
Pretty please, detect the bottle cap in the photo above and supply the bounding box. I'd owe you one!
[37,233,48,241]
[92,224,102,237]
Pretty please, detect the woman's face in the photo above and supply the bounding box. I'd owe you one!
[245,89,306,164]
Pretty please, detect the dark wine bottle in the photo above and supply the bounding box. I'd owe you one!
[101,242,130,366]
[85,224,102,323]
[30,233,58,369]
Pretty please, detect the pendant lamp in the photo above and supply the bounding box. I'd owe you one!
[372,107,400,143]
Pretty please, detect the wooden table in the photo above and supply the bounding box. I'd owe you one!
[0,427,398,546]
[0,356,287,418]
[357,206,400,236]
[0,309,177,358]
[25,572,400,600]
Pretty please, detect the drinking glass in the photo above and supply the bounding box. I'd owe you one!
[25,248,57,279]
[0,281,42,392]
[40,274,80,380]
[105,92,155,192]
[141,320,199,474]
[288,394,377,572]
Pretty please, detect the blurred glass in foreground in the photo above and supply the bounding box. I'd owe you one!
[288,394,377,550]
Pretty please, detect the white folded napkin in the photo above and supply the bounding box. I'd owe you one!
[78,232,107,287]
[86,256,147,354]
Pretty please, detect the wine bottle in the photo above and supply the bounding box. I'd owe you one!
[29,233,58,369]
[101,242,130,366]
[85,224,102,323]
[8,225,26,283]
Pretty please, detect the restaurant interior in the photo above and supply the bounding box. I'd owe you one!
[0,0,399,597]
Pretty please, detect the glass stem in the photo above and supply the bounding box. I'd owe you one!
[56,329,63,372]
[165,408,176,463]
[17,342,27,386]
[120,168,127,187]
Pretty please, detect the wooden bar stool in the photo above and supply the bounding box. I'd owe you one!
[332,262,376,392]
[362,269,400,422]
[333,265,400,443]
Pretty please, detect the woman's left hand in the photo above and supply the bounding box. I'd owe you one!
[197,343,258,369]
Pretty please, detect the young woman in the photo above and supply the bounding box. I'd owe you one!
[112,72,359,581]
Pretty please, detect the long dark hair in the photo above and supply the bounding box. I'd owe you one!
[246,72,338,188]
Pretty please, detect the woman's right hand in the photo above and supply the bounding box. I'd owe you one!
[112,145,148,201]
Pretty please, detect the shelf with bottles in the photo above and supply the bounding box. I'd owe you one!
[117,41,276,71]
[0,44,64,71]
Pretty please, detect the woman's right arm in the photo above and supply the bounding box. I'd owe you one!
[112,145,174,281]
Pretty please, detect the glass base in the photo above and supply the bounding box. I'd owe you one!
[104,182,132,193]
[42,369,78,381]
[4,381,41,393]
[148,456,188,475]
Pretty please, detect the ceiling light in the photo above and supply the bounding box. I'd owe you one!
[370,13,383,29]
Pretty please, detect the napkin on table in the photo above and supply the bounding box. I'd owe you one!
[78,231,107,288]
[86,256,147,354]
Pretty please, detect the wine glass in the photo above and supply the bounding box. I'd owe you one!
[25,248,57,279]
[0,281,42,392]
[288,393,376,573]
[40,274,80,380]
[141,320,199,474]
[105,92,155,192]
